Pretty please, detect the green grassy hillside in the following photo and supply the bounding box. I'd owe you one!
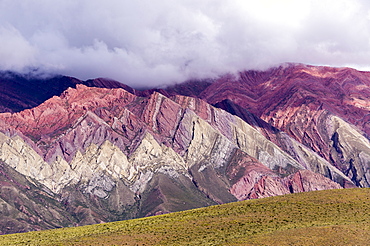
[1,188,369,246]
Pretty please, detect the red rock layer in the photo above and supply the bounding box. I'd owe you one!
[0,81,342,188]
[177,64,370,187]
[226,148,341,200]
[0,65,356,234]
[199,64,370,134]
[0,73,135,113]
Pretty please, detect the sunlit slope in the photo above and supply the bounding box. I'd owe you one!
[1,188,369,246]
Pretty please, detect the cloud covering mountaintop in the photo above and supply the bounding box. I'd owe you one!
[1,0,370,87]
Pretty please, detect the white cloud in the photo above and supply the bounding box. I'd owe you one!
[0,25,37,70]
[0,0,370,87]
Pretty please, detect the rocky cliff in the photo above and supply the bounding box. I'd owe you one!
[184,64,370,188]
[0,64,366,234]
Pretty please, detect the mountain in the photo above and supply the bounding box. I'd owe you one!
[182,63,370,188]
[0,71,132,113]
[0,63,369,234]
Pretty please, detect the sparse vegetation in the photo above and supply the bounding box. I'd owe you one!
[1,188,369,245]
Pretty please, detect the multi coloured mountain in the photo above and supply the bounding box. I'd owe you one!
[0,63,368,234]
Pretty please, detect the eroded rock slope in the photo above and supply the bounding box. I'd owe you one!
[0,77,345,233]
[176,64,370,188]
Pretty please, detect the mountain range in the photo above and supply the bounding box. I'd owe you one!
[0,63,368,234]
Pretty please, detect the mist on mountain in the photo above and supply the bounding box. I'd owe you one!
[1,0,370,87]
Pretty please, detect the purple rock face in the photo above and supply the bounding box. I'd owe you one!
[168,64,370,188]
[0,64,368,234]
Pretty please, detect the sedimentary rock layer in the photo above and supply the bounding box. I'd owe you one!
[175,64,370,188]
[1,63,367,233]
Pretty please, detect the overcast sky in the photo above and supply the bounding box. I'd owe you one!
[1,0,370,87]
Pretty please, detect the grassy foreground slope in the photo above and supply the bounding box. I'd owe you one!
[1,188,369,246]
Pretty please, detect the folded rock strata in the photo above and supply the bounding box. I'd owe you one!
[1,64,367,233]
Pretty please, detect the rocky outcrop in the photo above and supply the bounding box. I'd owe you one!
[230,169,342,200]
[326,116,370,187]
[225,148,342,200]
[0,160,76,234]
[168,63,370,188]
[0,64,363,234]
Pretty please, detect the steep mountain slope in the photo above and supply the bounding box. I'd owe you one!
[0,78,344,233]
[168,64,370,188]
[0,160,77,234]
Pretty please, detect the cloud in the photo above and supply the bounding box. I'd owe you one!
[0,0,370,87]
[0,25,37,70]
